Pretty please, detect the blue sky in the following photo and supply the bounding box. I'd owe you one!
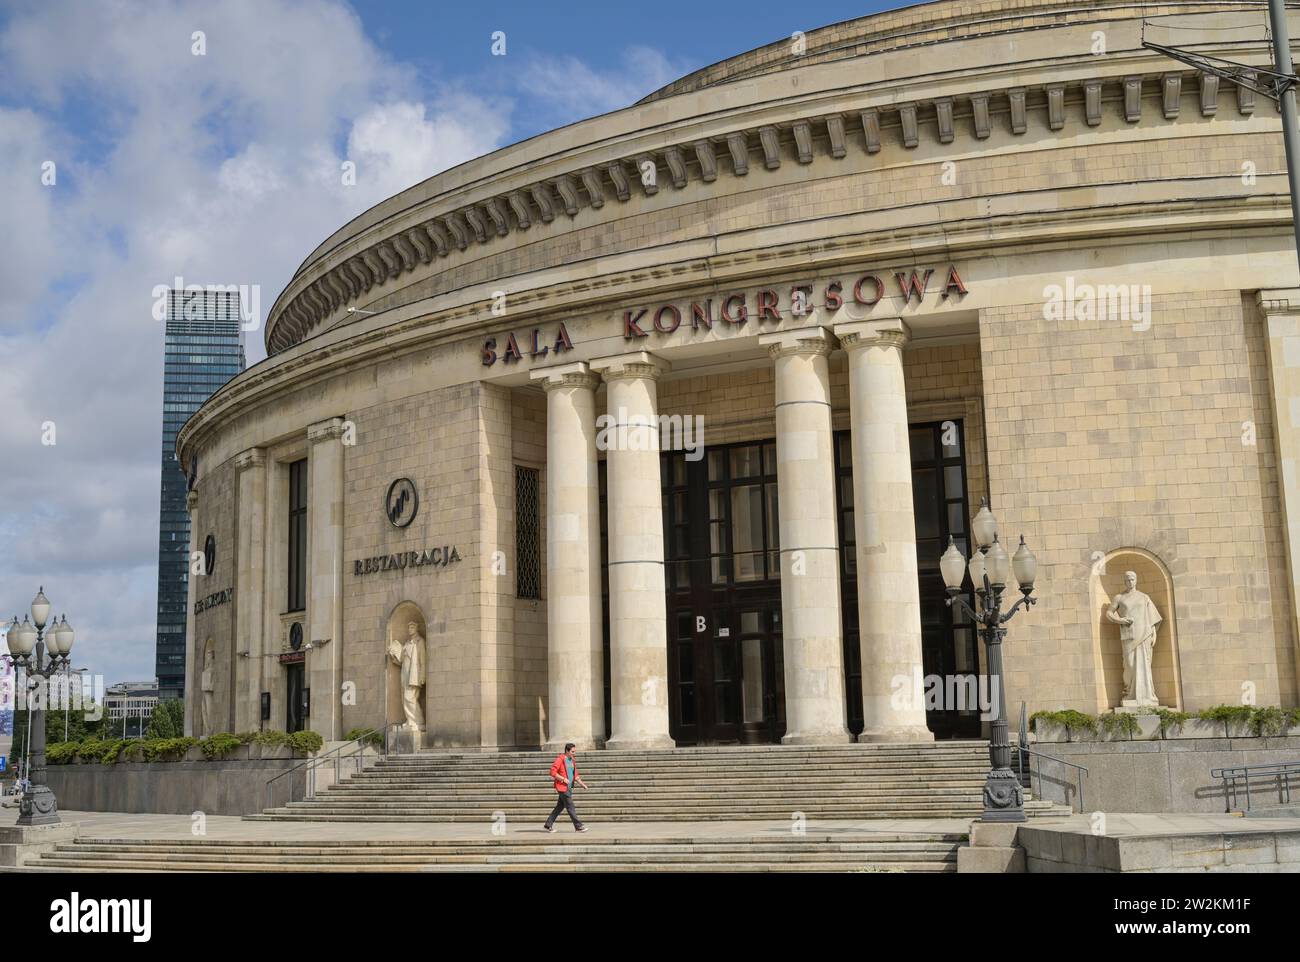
[0,0,904,694]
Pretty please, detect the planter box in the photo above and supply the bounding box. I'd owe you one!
[250,743,293,760]
[1031,720,1067,743]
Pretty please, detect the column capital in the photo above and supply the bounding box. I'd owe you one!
[234,447,267,471]
[1257,289,1300,316]
[590,351,670,382]
[759,325,836,359]
[306,416,347,444]
[529,360,600,392]
[834,318,910,352]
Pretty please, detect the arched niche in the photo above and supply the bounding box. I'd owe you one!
[1089,548,1182,712]
[385,601,427,729]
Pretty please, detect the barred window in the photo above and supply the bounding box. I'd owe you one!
[515,465,541,599]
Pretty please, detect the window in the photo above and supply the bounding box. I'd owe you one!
[515,465,541,599]
[287,459,307,612]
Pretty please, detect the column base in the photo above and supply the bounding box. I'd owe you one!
[781,729,854,746]
[858,726,935,744]
[604,734,676,751]
[543,737,605,753]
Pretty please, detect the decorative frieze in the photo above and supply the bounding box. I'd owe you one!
[268,70,1268,352]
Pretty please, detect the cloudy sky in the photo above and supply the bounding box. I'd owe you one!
[0,0,882,689]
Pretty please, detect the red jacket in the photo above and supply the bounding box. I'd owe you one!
[550,753,579,793]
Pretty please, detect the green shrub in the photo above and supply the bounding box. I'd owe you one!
[140,737,198,762]
[252,729,289,748]
[1249,706,1287,737]
[1030,709,1097,737]
[287,730,323,755]
[47,741,79,764]
[1287,707,1300,730]
[1098,711,1138,738]
[1197,704,1253,732]
[234,731,258,745]
[1152,708,1192,736]
[200,733,243,759]
[344,727,384,749]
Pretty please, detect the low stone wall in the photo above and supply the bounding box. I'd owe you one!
[1027,736,1300,814]
[1017,823,1300,872]
[44,759,312,817]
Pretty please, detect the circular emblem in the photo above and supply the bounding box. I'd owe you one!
[385,477,418,528]
[203,534,216,577]
[289,622,303,651]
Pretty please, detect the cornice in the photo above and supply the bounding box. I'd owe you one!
[264,62,1273,355]
[178,189,1293,469]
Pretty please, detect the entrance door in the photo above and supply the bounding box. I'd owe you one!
[285,663,305,733]
[661,443,786,745]
[909,421,981,739]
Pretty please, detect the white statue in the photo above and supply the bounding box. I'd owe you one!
[200,646,215,734]
[1105,571,1163,707]
[387,622,425,730]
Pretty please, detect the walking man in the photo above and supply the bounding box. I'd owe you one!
[544,742,589,833]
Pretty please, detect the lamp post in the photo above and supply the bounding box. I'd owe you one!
[939,500,1038,823]
[4,588,76,826]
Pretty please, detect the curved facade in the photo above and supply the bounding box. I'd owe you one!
[178,0,1300,749]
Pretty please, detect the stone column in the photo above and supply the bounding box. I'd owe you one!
[835,318,933,742]
[306,417,346,741]
[591,353,674,750]
[758,327,852,744]
[182,489,200,738]
[1258,289,1300,698]
[529,363,605,750]
[234,448,267,732]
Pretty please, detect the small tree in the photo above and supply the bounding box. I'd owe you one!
[146,698,185,739]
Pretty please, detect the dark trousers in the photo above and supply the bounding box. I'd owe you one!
[545,791,583,829]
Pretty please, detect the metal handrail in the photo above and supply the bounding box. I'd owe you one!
[264,728,388,811]
[1211,759,1300,813]
[1015,702,1090,812]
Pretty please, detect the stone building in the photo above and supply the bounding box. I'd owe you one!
[176,0,1300,750]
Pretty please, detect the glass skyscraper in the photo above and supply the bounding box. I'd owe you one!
[155,290,245,703]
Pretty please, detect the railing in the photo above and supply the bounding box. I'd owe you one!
[1211,760,1300,813]
[1015,702,1090,812]
[265,728,388,812]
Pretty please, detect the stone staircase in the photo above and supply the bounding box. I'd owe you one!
[247,741,1066,823]
[24,832,967,872]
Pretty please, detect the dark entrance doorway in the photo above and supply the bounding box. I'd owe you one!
[285,662,305,733]
[662,443,785,745]
[835,420,981,739]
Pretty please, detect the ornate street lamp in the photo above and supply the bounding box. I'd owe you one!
[4,587,76,826]
[939,501,1037,822]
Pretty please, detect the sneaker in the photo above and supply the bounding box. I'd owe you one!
[543,824,556,833]
[576,825,589,833]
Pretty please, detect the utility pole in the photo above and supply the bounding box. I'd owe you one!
[1144,5,1300,273]
[1269,0,1300,270]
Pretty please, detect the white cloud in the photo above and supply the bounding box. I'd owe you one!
[0,0,514,688]
[517,45,685,123]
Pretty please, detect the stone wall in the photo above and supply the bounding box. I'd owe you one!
[1029,736,1300,814]
[44,759,311,817]
[982,290,1297,714]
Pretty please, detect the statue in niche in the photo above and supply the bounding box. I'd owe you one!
[1105,571,1163,708]
[200,646,215,734]
[387,621,425,729]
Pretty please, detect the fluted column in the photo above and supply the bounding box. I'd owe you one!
[234,447,267,732]
[306,417,346,741]
[758,327,852,744]
[835,318,933,743]
[591,352,674,750]
[183,489,200,737]
[530,363,605,750]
